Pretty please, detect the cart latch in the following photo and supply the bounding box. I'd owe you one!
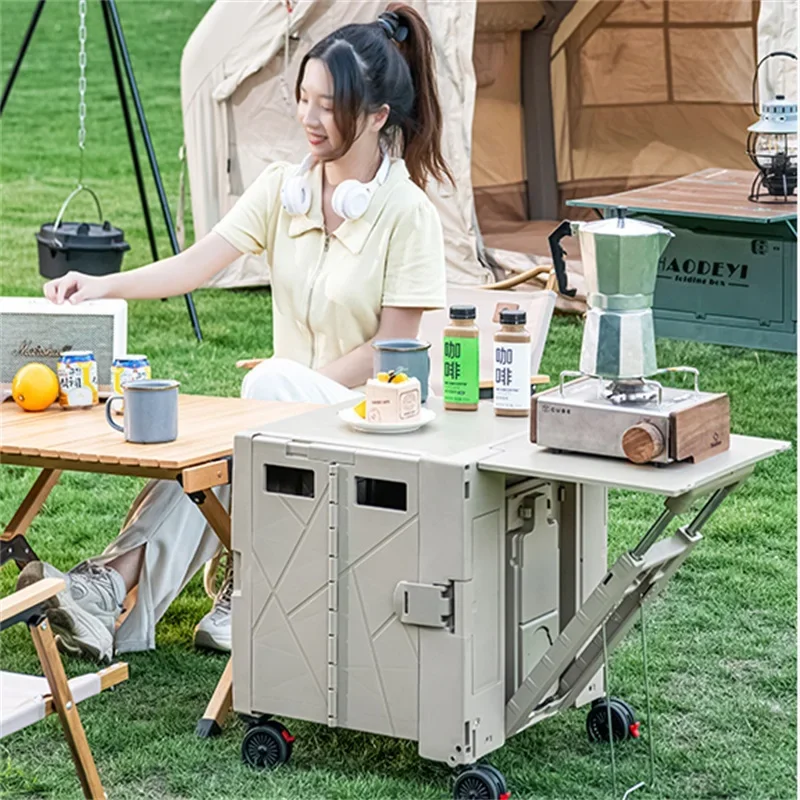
[394,581,453,629]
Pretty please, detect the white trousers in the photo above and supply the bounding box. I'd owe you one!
[93,359,360,653]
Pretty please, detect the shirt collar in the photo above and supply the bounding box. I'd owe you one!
[287,158,410,254]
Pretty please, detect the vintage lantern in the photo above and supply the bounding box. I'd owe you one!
[747,51,798,203]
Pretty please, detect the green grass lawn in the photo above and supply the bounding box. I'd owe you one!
[1,2,797,798]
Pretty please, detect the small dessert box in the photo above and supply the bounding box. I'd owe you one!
[365,371,421,424]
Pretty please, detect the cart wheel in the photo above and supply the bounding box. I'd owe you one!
[453,765,508,799]
[241,720,294,770]
[479,764,510,797]
[586,697,639,743]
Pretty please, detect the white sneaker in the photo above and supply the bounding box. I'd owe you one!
[194,556,232,653]
[16,561,126,664]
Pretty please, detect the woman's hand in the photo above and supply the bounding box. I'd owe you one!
[44,271,109,305]
[41,233,242,306]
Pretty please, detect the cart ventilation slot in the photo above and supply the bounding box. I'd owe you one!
[355,477,407,511]
[265,464,315,498]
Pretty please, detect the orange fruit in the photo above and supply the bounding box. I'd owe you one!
[11,362,60,412]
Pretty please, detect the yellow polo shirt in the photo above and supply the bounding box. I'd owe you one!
[213,158,446,370]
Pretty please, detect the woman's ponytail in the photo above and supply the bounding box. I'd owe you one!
[300,4,454,190]
[385,3,454,189]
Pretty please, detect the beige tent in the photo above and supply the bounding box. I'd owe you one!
[180,0,796,306]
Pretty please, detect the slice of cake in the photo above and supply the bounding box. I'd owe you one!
[365,371,421,424]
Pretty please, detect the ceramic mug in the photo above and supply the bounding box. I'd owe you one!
[372,339,431,402]
[105,379,179,444]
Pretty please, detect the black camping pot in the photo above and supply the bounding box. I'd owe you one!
[36,185,130,280]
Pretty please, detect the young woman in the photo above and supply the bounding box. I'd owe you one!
[18,4,451,662]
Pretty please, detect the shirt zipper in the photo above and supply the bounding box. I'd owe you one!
[304,231,331,369]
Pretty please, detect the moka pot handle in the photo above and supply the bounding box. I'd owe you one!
[547,221,578,298]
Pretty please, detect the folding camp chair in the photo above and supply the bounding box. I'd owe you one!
[0,578,128,800]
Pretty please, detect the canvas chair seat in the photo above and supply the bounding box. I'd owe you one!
[1,671,106,738]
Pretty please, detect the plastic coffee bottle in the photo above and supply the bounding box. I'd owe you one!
[443,305,480,411]
[493,309,531,417]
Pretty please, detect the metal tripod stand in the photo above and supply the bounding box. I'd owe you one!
[1,0,203,342]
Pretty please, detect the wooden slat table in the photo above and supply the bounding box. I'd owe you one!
[0,394,317,737]
[568,169,797,353]
[569,168,797,225]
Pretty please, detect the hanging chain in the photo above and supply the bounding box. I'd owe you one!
[77,0,88,183]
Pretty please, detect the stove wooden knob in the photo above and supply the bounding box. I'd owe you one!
[622,422,665,464]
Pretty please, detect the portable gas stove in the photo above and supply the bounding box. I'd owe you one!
[532,368,730,465]
[539,212,731,465]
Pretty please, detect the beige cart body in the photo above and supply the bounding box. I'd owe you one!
[231,399,786,774]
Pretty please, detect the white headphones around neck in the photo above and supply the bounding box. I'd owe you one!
[280,149,392,221]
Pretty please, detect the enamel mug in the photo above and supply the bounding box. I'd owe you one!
[105,379,179,443]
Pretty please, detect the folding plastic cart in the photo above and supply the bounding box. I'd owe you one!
[230,399,786,798]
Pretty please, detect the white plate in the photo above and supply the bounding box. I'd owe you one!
[338,406,435,434]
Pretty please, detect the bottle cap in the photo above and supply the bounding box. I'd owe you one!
[499,309,526,325]
[449,304,476,320]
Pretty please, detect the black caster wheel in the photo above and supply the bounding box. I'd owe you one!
[241,720,295,770]
[453,764,509,799]
[479,765,508,797]
[587,697,640,743]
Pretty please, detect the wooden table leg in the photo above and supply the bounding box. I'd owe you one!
[181,483,233,737]
[190,489,231,551]
[1,469,62,569]
[30,617,107,800]
[196,657,233,738]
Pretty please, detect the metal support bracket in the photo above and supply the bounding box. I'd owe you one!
[0,535,40,568]
[504,480,741,738]
[176,475,207,505]
[187,491,206,506]
[0,607,46,634]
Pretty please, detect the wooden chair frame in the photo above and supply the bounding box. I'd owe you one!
[1,578,128,800]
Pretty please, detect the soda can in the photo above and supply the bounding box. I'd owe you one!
[58,350,99,409]
[111,355,151,414]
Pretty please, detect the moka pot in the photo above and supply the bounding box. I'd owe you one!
[549,211,674,380]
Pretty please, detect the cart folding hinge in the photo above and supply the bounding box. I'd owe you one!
[327,464,340,727]
[285,440,356,465]
[394,581,454,629]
